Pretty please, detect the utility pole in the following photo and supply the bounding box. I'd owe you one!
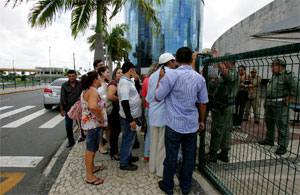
[49,46,52,81]
[73,52,76,71]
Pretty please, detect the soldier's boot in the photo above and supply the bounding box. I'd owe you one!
[205,151,217,163]
[258,140,274,146]
[217,150,229,163]
[275,146,287,155]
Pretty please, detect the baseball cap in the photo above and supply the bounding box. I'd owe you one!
[121,61,135,73]
[158,53,175,65]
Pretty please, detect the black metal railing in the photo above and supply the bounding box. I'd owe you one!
[198,43,300,195]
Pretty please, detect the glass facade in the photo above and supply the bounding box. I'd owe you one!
[125,0,204,68]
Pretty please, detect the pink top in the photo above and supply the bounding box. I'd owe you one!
[141,77,149,108]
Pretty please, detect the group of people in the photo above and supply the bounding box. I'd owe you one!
[59,46,298,194]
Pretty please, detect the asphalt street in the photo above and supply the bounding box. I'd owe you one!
[0,90,70,194]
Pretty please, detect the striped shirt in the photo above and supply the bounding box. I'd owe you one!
[155,65,208,134]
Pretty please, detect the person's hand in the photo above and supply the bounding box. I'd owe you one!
[130,120,137,130]
[159,68,165,80]
[60,110,65,117]
[198,122,205,133]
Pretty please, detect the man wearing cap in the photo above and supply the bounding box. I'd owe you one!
[146,53,177,177]
[118,61,142,170]
[244,68,262,124]
[155,47,208,194]
[259,59,298,155]
[207,58,239,163]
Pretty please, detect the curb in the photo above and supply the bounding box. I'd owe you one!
[193,171,220,194]
[0,88,43,95]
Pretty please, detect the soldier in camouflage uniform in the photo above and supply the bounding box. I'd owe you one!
[207,60,239,162]
[259,59,298,155]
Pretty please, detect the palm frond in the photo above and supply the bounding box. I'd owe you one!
[87,33,96,51]
[110,0,124,19]
[71,0,94,38]
[4,0,25,7]
[28,0,64,27]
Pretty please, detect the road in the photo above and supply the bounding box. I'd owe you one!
[0,90,70,194]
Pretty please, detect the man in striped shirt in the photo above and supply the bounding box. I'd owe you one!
[156,47,208,194]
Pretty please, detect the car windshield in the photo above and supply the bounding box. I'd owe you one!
[51,79,66,86]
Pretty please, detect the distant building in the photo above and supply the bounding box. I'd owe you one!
[35,67,64,80]
[125,0,204,69]
[212,0,300,55]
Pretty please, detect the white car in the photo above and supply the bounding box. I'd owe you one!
[42,78,68,109]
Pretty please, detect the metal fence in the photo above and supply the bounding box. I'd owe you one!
[197,43,300,195]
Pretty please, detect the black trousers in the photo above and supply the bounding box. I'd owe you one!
[234,90,248,126]
[108,112,121,157]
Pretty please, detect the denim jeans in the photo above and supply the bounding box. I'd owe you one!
[65,114,75,144]
[163,126,197,194]
[144,108,151,157]
[120,117,137,167]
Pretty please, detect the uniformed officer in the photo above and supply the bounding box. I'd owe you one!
[259,59,298,155]
[207,59,239,162]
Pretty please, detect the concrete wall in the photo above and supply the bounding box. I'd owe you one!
[212,0,300,55]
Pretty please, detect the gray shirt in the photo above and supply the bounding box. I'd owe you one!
[118,76,142,119]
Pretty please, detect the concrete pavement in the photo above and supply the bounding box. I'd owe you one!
[49,133,219,195]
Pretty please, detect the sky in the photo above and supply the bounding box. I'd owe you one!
[0,0,273,71]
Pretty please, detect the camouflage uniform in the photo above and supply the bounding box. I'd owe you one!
[260,60,298,154]
[208,66,239,162]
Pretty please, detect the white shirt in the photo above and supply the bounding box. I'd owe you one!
[118,76,142,119]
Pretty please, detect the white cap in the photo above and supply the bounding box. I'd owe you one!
[158,53,175,64]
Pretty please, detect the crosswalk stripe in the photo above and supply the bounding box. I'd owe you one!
[0,106,35,120]
[2,109,48,128]
[0,156,43,167]
[0,106,14,111]
[39,114,64,128]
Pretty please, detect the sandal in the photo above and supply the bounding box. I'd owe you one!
[93,165,105,173]
[85,178,104,185]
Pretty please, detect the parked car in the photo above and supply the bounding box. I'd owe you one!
[42,78,68,109]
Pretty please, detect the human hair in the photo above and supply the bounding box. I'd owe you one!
[272,59,286,67]
[112,67,122,80]
[238,65,246,71]
[93,59,103,69]
[147,63,159,76]
[175,47,193,63]
[67,69,76,74]
[81,71,98,90]
[97,66,109,77]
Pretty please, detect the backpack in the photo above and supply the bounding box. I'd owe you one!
[67,100,82,120]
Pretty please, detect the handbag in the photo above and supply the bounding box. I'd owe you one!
[67,100,82,120]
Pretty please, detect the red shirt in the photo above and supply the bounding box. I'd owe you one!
[141,77,149,108]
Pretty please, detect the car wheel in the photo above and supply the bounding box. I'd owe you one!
[44,104,53,109]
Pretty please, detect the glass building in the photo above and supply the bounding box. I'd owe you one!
[125,0,204,69]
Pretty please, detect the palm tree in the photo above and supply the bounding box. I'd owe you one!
[88,24,131,64]
[5,0,162,62]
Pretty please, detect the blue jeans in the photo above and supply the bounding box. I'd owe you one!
[163,126,197,194]
[120,117,137,167]
[85,127,101,152]
[144,108,151,157]
[65,114,75,144]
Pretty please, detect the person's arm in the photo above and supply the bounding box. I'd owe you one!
[197,78,209,131]
[107,84,118,102]
[198,103,206,131]
[87,89,104,123]
[155,70,175,101]
[59,84,66,116]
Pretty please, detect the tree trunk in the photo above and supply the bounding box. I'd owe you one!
[94,0,104,61]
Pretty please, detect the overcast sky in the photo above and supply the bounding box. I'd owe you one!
[0,0,273,71]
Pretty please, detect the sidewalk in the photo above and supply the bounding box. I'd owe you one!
[0,85,45,95]
[49,133,219,195]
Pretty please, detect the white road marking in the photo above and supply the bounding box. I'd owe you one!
[2,109,48,128]
[0,106,35,119]
[0,106,13,111]
[0,156,43,168]
[39,114,64,128]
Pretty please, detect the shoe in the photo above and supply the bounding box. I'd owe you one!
[133,140,140,149]
[258,140,274,146]
[205,153,217,163]
[243,118,248,121]
[78,137,85,142]
[144,157,149,162]
[130,156,139,163]
[158,180,173,195]
[254,120,259,124]
[217,152,229,163]
[99,147,108,154]
[275,146,287,155]
[120,164,138,171]
[66,142,75,148]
